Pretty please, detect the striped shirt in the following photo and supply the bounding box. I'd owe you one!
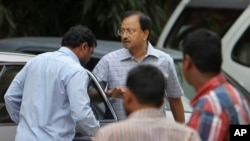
[92,42,183,120]
[4,47,99,141]
[94,108,201,141]
[187,73,250,141]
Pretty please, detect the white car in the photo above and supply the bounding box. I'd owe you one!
[156,0,250,97]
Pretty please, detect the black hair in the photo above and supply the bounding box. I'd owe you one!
[122,10,152,38]
[182,28,222,73]
[61,25,97,48]
[126,65,165,107]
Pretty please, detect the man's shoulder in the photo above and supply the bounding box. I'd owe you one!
[102,48,127,59]
[155,49,171,57]
[149,47,173,60]
[99,118,199,138]
[195,84,236,112]
[45,51,83,71]
[99,120,128,131]
[28,52,53,64]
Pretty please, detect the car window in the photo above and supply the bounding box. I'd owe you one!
[0,64,117,124]
[0,65,23,123]
[165,8,242,50]
[174,60,195,100]
[87,72,117,121]
[232,25,250,67]
[163,60,194,113]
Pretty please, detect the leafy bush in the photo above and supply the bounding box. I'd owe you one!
[0,0,180,44]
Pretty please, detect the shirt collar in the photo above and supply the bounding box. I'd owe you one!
[119,42,160,61]
[58,47,80,64]
[128,108,165,119]
[190,73,227,106]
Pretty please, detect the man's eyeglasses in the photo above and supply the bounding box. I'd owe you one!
[117,28,135,36]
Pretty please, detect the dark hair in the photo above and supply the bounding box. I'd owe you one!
[122,10,152,38]
[61,25,97,48]
[126,65,165,107]
[182,28,222,73]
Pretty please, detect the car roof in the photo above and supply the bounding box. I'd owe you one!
[0,37,183,60]
[187,0,250,9]
[0,37,124,59]
[0,51,35,63]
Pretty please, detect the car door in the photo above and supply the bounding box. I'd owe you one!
[222,6,250,95]
[73,70,118,141]
[0,63,24,141]
[86,70,118,126]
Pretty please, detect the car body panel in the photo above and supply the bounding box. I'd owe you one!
[222,5,250,94]
[0,120,17,140]
[0,52,35,62]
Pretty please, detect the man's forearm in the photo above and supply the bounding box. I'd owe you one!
[168,97,185,123]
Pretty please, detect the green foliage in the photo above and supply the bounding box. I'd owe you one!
[0,0,180,44]
[79,0,169,44]
[0,5,15,38]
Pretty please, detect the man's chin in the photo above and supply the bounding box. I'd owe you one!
[125,108,131,116]
[122,43,130,49]
[80,61,87,67]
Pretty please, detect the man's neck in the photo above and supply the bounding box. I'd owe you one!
[130,43,148,62]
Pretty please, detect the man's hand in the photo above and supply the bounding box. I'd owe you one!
[106,86,125,98]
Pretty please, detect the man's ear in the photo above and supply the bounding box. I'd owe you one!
[183,54,193,70]
[143,29,150,40]
[124,88,134,107]
[81,42,88,51]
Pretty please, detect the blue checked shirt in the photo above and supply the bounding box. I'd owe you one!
[4,47,99,141]
[92,42,183,120]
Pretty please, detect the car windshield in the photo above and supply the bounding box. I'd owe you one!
[164,7,242,50]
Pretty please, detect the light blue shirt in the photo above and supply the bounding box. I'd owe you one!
[92,42,183,120]
[4,47,99,141]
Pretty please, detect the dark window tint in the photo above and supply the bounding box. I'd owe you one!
[232,26,250,67]
[87,77,115,120]
[0,65,24,123]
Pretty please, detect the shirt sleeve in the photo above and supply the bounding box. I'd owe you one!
[165,57,184,98]
[66,70,100,136]
[4,63,29,123]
